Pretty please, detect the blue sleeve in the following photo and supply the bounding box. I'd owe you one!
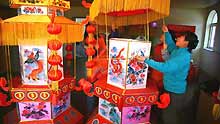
[145,53,190,73]
[165,32,177,53]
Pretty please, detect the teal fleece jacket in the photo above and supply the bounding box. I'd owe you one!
[145,32,191,94]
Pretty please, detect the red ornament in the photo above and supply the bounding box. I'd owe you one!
[81,16,90,25]
[48,39,62,50]
[0,77,9,91]
[86,25,96,33]
[48,69,62,81]
[86,37,96,46]
[65,44,73,51]
[86,47,96,56]
[65,53,73,60]
[155,93,170,109]
[48,54,62,65]
[47,23,62,34]
[81,0,91,8]
[86,60,96,68]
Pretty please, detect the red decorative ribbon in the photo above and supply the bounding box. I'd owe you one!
[155,93,170,109]
[81,0,91,8]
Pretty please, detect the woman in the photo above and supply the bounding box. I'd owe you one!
[137,25,199,124]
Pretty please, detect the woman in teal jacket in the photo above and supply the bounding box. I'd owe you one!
[138,25,199,124]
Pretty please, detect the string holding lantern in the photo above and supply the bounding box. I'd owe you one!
[47,9,63,92]
[85,24,97,81]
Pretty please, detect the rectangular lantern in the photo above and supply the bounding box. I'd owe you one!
[107,38,151,89]
[98,98,151,124]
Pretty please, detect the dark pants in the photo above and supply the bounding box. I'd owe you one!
[161,91,187,124]
[159,85,199,124]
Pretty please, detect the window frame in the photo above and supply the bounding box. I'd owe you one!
[204,10,218,51]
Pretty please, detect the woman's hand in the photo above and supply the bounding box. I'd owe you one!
[162,25,168,33]
[135,56,148,62]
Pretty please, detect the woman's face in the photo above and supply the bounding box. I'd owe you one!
[176,35,189,48]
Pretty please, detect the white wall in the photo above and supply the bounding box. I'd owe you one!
[199,2,220,81]
[165,8,207,65]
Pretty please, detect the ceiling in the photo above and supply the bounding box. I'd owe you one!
[0,0,219,8]
[171,0,220,8]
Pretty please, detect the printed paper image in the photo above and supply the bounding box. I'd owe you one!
[98,98,121,124]
[19,46,48,85]
[19,102,51,121]
[52,92,71,118]
[107,39,129,89]
[122,105,151,124]
[126,41,151,89]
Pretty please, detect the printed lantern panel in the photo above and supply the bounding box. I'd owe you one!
[19,45,48,85]
[122,105,151,124]
[52,92,71,118]
[107,39,129,89]
[18,102,51,121]
[107,38,151,89]
[98,98,151,124]
[126,41,151,89]
[98,98,121,124]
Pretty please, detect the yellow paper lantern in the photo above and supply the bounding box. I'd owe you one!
[1,15,83,45]
[89,0,170,26]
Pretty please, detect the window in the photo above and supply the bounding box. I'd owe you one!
[204,10,218,51]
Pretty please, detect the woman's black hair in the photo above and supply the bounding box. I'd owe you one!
[168,29,177,43]
[179,31,199,53]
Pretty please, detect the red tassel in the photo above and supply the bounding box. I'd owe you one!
[76,78,93,96]
[0,93,11,107]
[86,60,96,68]
[86,47,96,56]
[81,16,90,25]
[155,93,170,109]
[81,0,91,8]
[0,77,9,92]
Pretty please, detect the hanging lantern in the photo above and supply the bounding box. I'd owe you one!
[48,39,62,50]
[65,44,73,51]
[86,25,96,33]
[48,54,62,65]
[47,23,62,35]
[86,47,96,56]
[65,53,73,60]
[85,37,96,46]
[48,69,63,81]
[86,60,96,68]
